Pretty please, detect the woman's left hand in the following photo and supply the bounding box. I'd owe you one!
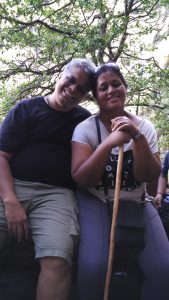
[111,116,139,138]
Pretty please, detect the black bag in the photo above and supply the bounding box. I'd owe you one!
[115,201,145,249]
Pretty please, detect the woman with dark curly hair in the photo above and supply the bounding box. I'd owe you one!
[71,62,169,300]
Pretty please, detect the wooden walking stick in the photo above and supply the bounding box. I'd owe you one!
[104,144,124,300]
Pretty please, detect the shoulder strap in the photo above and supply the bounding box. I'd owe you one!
[95,115,102,144]
[95,115,112,217]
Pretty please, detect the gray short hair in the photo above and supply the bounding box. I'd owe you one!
[64,58,96,83]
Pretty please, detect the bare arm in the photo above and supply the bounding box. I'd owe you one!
[0,151,14,197]
[112,116,161,183]
[71,130,130,187]
[132,137,161,182]
[154,174,168,208]
[0,150,29,240]
[146,176,159,197]
[156,175,168,195]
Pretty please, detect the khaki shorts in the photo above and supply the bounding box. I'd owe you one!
[0,179,79,265]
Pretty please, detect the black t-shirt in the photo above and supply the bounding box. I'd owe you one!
[0,96,91,189]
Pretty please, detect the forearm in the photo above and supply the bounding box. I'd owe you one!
[72,141,112,187]
[72,130,130,187]
[156,175,167,195]
[146,177,159,197]
[0,154,17,204]
[0,152,28,240]
[154,175,167,208]
[132,135,161,182]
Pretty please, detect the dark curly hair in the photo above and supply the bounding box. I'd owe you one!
[92,62,128,98]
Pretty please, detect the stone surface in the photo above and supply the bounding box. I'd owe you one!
[0,238,39,300]
[0,240,142,300]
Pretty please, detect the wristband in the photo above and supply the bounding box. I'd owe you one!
[132,130,143,140]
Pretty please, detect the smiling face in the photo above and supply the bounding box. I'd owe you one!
[96,70,127,115]
[54,67,90,111]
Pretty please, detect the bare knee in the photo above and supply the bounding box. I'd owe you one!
[37,257,71,300]
[39,256,71,278]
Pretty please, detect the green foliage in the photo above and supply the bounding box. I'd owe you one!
[0,0,169,149]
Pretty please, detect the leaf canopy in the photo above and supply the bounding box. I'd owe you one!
[0,0,169,149]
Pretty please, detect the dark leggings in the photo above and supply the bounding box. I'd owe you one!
[77,189,169,300]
